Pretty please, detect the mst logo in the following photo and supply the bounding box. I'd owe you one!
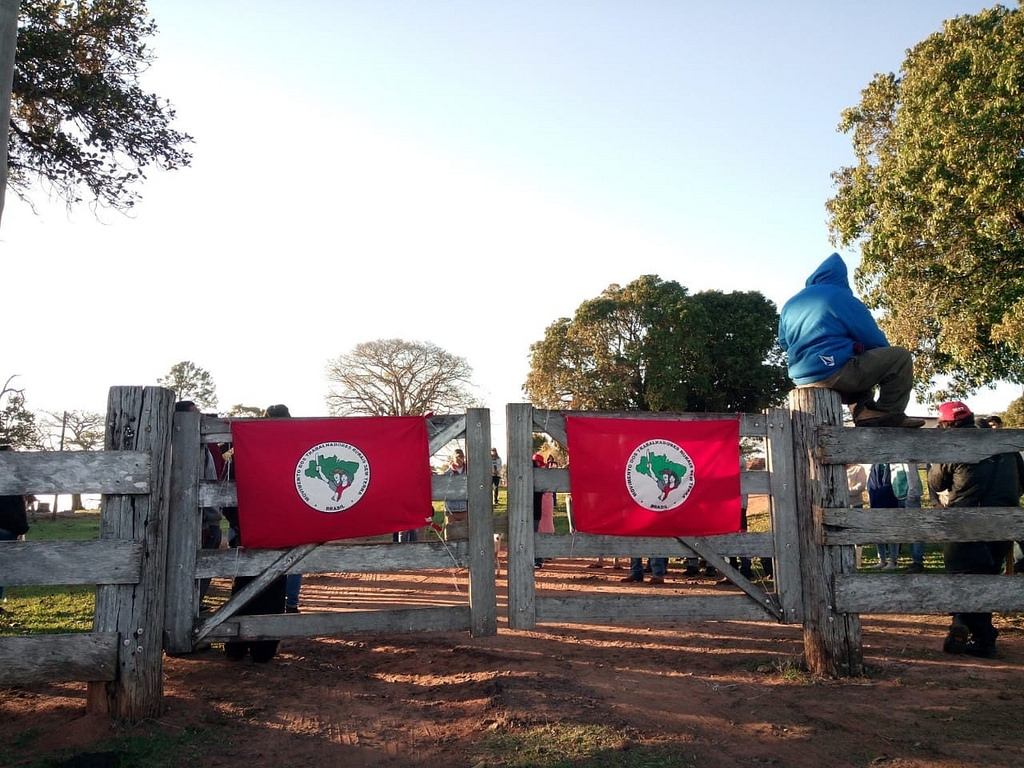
[294,441,370,513]
[625,439,695,511]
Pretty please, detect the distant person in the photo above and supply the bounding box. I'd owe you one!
[778,253,924,428]
[443,448,469,526]
[988,415,1003,429]
[867,464,900,570]
[929,401,1024,658]
[490,448,503,505]
[891,462,926,573]
[0,445,30,613]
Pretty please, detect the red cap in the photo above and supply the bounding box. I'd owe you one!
[937,401,972,422]
[532,453,546,467]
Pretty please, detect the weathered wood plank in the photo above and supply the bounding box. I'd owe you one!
[0,633,118,685]
[523,532,776,560]
[464,408,497,637]
[195,544,318,643]
[195,540,472,579]
[823,506,1024,545]
[532,409,769,438]
[835,574,1024,614]
[535,594,776,624]
[506,403,537,629]
[87,386,174,720]
[0,451,150,495]
[427,414,467,456]
[767,407,803,624]
[1,540,142,585]
[818,425,1024,466]
[790,388,862,676]
[164,408,204,654]
[204,606,472,640]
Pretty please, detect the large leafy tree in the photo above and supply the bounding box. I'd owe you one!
[326,339,479,416]
[0,375,43,448]
[9,0,191,212]
[828,5,1024,401]
[524,275,789,413]
[157,360,217,410]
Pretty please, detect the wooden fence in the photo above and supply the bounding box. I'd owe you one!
[3,384,1024,718]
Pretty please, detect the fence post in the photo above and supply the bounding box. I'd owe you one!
[465,407,497,637]
[506,403,537,629]
[163,408,203,654]
[789,388,863,676]
[87,386,175,719]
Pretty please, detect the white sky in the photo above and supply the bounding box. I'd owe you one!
[2,0,1017,444]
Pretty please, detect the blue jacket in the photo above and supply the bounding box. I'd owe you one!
[777,253,890,385]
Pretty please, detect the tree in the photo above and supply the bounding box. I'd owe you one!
[40,409,104,450]
[0,374,43,448]
[158,361,217,410]
[524,276,790,413]
[0,0,18,224]
[326,339,478,416]
[225,404,265,419]
[9,0,192,212]
[40,409,103,509]
[999,395,1024,429]
[828,5,1024,401]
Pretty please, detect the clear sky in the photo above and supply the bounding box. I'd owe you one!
[2,0,1015,442]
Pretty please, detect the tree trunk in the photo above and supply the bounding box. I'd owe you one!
[0,0,20,226]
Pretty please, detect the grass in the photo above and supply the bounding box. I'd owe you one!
[476,723,697,768]
[2,722,216,768]
[0,511,100,636]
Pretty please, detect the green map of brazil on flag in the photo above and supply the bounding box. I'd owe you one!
[231,416,433,548]
[565,415,741,537]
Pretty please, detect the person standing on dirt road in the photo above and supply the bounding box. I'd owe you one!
[929,400,1024,659]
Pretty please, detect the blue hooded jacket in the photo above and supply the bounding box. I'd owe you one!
[777,253,889,385]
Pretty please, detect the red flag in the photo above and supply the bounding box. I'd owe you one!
[231,416,433,548]
[565,415,741,536]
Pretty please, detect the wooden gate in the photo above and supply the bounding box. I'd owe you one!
[163,408,498,656]
[503,403,804,630]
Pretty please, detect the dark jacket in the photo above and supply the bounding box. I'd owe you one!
[928,424,1024,573]
[0,494,29,536]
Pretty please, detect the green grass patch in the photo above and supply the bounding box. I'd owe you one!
[3,722,219,768]
[2,512,100,636]
[476,723,696,768]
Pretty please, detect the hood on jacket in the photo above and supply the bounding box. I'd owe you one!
[805,253,851,290]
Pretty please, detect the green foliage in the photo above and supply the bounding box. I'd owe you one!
[1000,395,1024,428]
[10,0,192,211]
[828,5,1024,401]
[225,404,264,418]
[326,338,479,416]
[0,375,43,448]
[524,276,790,413]
[158,360,218,410]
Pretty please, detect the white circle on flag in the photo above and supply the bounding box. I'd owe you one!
[625,439,695,511]
[294,442,370,513]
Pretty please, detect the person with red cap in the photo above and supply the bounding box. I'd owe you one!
[928,401,1024,658]
[778,253,924,428]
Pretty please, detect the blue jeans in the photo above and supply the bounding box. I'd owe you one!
[0,527,16,601]
[876,543,899,563]
[285,574,302,610]
[629,557,667,580]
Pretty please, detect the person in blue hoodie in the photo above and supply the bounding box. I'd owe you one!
[778,253,923,428]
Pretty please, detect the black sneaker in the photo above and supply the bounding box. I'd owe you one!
[703,566,719,577]
[683,566,700,576]
[943,623,969,654]
[907,562,925,574]
[964,641,998,659]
